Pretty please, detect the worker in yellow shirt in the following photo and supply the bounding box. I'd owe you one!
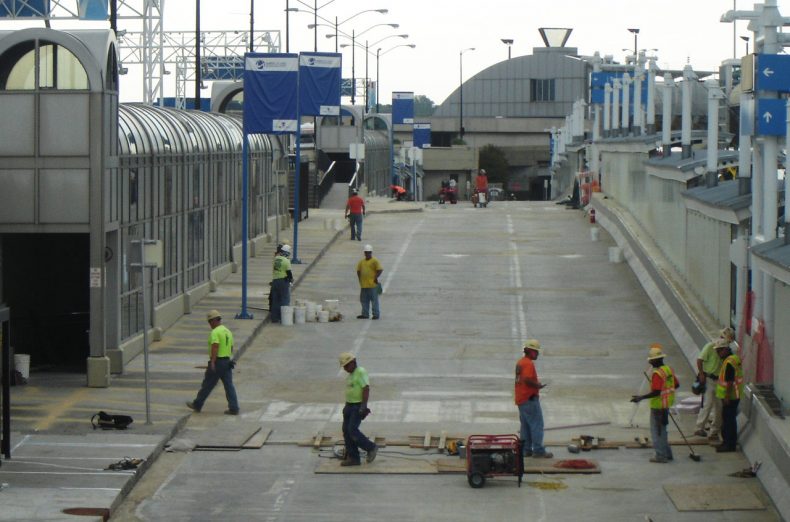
[356,244,383,320]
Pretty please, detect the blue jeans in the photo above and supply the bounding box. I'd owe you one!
[349,214,363,240]
[360,287,380,318]
[518,398,547,456]
[342,403,375,462]
[721,399,739,450]
[193,358,239,412]
[650,409,673,460]
[270,278,290,322]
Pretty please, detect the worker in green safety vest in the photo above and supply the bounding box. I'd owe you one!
[631,344,679,463]
[714,339,744,453]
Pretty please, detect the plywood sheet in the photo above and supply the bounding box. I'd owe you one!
[315,455,436,474]
[663,484,765,511]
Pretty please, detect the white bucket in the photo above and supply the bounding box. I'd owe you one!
[590,227,600,241]
[294,306,306,324]
[280,305,294,325]
[608,247,624,263]
[14,354,30,380]
[305,302,317,322]
[318,310,330,323]
[324,299,339,312]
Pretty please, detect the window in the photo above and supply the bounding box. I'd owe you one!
[530,79,556,102]
[0,40,89,90]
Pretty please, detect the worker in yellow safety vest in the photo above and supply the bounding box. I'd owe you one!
[631,344,679,463]
[714,339,744,453]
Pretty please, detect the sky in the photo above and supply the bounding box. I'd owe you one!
[4,0,790,106]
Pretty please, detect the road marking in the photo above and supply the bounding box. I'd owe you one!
[11,434,30,453]
[507,215,527,343]
[34,388,90,431]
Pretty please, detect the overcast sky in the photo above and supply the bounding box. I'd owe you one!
[5,0,790,106]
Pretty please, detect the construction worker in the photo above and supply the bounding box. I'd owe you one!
[345,188,366,241]
[356,244,383,320]
[715,339,744,453]
[338,352,378,466]
[186,310,239,415]
[515,340,552,459]
[631,344,679,463]
[270,244,293,323]
[693,327,733,440]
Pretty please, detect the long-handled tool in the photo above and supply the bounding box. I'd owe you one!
[642,371,701,462]
[627,376,649,428]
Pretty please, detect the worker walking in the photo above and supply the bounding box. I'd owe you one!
[356,244,383,320]
[270,244,293,323]
[338,352,378,466]
[693,327,733,440]
[631,345,679,463]
[345,188,366,241]
[186,310,239,415]
[515,340,552,459]
[715,339,744,453]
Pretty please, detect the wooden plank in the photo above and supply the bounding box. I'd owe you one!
[298,436,335,447]
[422,431,431,450]
[313,431,324,450]
[242,428,272,449]
[438,431,447,451]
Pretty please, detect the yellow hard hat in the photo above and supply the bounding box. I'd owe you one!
[647,345,666,360]
[523,339,541,352]
[338,352,356,367]
[206,309,222,321]
[719,327,735,342]
[715,338,731,350]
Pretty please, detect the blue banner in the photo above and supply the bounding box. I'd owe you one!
[0,0,50,16]
[243,53,298,135]
[413,123,431,149]
[299,52,342,117]
[78,0,107,19]
[392,91,414,124]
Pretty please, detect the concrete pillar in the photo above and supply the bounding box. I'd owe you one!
[612,79,621,137]
[681,64,695,159]
[646,57,657,134]
[662,73,674,157]
[705,79,725,187]
[621,73,631,135]
[604,83,611,138]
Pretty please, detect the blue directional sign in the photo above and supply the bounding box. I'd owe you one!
[756,98,787,136]
[755,54,790,93]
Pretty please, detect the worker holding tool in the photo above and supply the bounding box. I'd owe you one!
[338,352,378,466]
[515,339,553,459]
[693,327,733,440]
[270,244,293,323]
[631,345,679,463]
[714,339,744,453]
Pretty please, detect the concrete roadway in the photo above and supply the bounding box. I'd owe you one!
[111,201,779,521]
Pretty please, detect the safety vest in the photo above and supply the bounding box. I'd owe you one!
[649,365,676,410]
[716,354,744,400]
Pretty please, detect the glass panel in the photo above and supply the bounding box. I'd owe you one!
[4,47,36,89]
[39,43,89,90]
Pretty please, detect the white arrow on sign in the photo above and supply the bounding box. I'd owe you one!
[763,111,773,123]
[763,67,775,78]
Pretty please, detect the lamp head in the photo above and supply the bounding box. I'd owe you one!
[501,39,514,45]
[628,28,640,35]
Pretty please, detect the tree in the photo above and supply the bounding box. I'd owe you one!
[479,144,509,185]
[414,95,436,117]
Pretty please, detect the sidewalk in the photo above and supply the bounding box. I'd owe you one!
[0,196,422,521]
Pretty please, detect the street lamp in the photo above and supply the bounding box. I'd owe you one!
[460,47,475,139]
[332,25,401,106]
[295,5,387,52]
[627,28,639,58]
[376,43,416,113]
[501,38,513,60]
[342,33,407,111]
[740,35,750,55]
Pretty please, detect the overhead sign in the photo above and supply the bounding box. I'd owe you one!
[413,123,431,149]
[0,0,49,17]
[243,53,298,134]
[754,54,790,93]
[78,0,107,19]
[392,91,414,124]
[299,52,342,116]
[756,98,786,136]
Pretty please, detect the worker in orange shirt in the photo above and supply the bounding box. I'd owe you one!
[515,340,552,459]
[345,189,366,241]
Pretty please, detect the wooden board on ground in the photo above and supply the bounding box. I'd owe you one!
[436,458,601,474]
[242,428,271,449]
[663,484,765,511]
[298,435,335,448]
[408,434,465,449]
[315,455,436,474]
[181,421,263,449]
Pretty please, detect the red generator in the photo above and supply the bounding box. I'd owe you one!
[465,434,523,488]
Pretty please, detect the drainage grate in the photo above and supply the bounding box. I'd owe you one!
[752,384,786,419]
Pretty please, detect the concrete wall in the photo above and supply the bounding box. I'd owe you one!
[685,210,731,325]
[774,282,790,405]
[646,174,688,273]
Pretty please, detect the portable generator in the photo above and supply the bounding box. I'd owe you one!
[465,434,523,488]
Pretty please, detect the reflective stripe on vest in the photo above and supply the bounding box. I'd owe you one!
[716,355,744,400]
[649,365,676,410]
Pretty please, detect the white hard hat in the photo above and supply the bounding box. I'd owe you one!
[523,339,541,352]
[363,244,373,252]
[280,244,292,256]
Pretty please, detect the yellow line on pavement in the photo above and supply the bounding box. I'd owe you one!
[34,387,91,431]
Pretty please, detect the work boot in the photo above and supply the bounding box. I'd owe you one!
[366,445,378,463]
[224,409,239,415]
[715,445,736,453]
[340,459,361,467]
[356,315,369,319]
[533,452,553,459]
[186,401,200,413]
[693,429,707,438]
[649,456,668,463]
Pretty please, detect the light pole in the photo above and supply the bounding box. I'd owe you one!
[299,5,387,52]
[376,43,416,113]
[460,47,475,140]
[501,38,513,59]
[331,25,401,106]
[627,28,639,58]
[740,35,749,55]
[342,34,408,112]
